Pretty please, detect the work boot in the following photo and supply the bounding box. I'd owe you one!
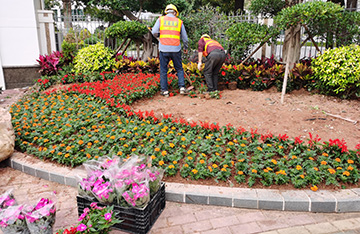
[161,90,169,97]
[180,87,187,95]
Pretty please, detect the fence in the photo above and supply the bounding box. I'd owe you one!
[53,10,355,61]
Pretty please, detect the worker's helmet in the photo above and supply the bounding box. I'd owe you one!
[165,4,179,16]
[201,34,211,39]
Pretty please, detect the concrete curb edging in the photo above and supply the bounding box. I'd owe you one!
[4,152,360,213]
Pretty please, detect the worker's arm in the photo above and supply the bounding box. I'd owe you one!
[197,52,203,70]
[151,18,160,37]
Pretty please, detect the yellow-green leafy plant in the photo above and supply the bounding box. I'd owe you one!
[312,45,360,99]
[73,42,116,74]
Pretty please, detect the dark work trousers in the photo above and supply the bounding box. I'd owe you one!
[204,49,226,91]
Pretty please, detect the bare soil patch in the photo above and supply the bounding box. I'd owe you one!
[132,87,360,150]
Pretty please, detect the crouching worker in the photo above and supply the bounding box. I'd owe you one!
[197,34,226,92]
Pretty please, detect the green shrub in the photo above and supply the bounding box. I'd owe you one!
[225,22,279,62]
[73,42,116,74]
[105,21,148,40]
[312,45,360,98]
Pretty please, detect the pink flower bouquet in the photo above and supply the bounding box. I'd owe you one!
[122,182,150,208]
[0,205,30,234]
[0,190,17,211]
[23,198,56,234]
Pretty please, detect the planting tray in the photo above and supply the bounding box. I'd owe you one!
[77,182,166,234]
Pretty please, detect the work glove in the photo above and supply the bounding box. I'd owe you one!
[197,62,202,71]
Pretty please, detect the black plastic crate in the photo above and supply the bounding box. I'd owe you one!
[77,182,166,234]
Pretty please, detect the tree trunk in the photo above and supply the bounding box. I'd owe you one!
[282,23,301,68]
[235,0,244,12]
[121,10,155,62]
[346,0,357,10]
[142,33,155,61]
[63,0,72,34]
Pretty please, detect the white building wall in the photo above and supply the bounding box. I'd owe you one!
[0,0,40,67]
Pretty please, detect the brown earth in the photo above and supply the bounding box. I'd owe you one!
[132,87,360,150]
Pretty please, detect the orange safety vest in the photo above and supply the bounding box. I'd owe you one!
[203,38,223,57]
[159,16,182,46]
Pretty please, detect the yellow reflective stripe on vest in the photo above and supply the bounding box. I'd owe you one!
[159,16,182,46]
[203,38,222,57]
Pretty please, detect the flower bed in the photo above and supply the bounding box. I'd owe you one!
[11,72,360,189]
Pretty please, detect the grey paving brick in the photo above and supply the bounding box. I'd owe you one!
[36,169,50,181]
[257,189,284,210]
[185,193,208,205]
[65,176,77,187]
[304,190,336,213]
[23,164,36,177]
[336,190,360,212]
[165,191,184,203]
[233,188,258,209]
[280,190,310,212]
[12,160,23,171]
[209,195,232,207]
[50,173,65,185]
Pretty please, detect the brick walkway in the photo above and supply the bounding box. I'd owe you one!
[1,166,360,234]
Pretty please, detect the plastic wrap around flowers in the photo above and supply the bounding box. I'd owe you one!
[77,155,164,208]
[23,198,56,234]
[0,190,56,234]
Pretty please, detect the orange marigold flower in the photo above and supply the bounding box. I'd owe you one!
[348,159,354,164]
[187,150,193,154]
[188,156,193,160]
[159,160,164,166]
[309,157,314,161]
[78,140,84,145]
[168,165,175,169]
[271,159,277,165]
[314,167,319,171]
[237,171,244,175]
[300,174,305,179]
[161,151,167,156]
[221,168,227,172]
[348,166,354,171]
[322,153,329,157]
[212,164,218,168]
[263,169,269,173]
[184,164,189,167]
[252,169,258,174]
[151,155,156,160]
[296,165,302,170]
[155,147,160,152]
[292,155,297,159]
[343,171,350,176]
[241,143,246,147]
[238,159,245,162]
[192,169,198,174]
[199,159,205,164]
[208,166,213,172]
[335,158,341,162]
[321,161,327,165]
[257,147,263,151]
[311,185,318,192]
[328,168,336,174]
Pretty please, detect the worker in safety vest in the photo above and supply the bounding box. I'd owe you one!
[197,34,226,92]
[152,4,189,97]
